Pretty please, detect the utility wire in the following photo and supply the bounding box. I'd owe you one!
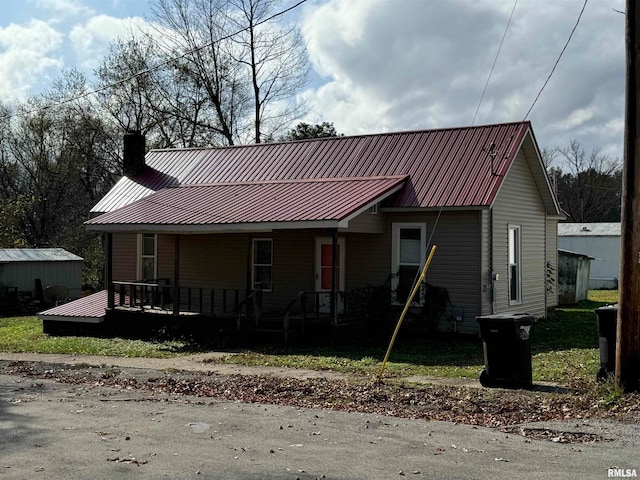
[523,0,588,121]
[0,0,309,122]
[472,0,518,126]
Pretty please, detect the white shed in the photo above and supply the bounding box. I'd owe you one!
[0,248,84,302]
[557,223,620,289]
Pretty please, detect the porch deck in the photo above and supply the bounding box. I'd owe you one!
[37,282,362,345]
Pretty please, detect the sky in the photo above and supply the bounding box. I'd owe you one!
[0,0,627,164]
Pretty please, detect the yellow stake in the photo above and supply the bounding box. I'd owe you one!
[378,244,437,381]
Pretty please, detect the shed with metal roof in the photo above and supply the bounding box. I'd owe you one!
[0,248,83,304]
[558,223,620,289]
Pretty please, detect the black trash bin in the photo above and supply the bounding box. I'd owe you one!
[595,304,618,382]
[477,313,534,388]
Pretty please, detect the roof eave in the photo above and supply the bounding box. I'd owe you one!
[86,220,345,234]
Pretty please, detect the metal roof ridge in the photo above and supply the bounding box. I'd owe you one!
[175,174,409,188]
[147,122,532,153]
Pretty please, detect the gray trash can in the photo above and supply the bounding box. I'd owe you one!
[594,304,618,382]
[477,313,534,388]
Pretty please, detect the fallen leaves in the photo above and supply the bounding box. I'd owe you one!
[3,359,640,435]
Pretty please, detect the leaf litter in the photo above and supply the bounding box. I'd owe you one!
[2,359,639,444]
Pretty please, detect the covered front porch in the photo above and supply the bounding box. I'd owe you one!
[104,278,358,344]
[77,175,407,344]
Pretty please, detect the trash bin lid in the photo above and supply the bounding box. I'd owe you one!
[476,313,534,324]
[595,304,618,312]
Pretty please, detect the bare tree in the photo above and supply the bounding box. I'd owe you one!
[546,140,622,222]
[145,0,308,145]
[227,0,309,143]
[150,0,249,145]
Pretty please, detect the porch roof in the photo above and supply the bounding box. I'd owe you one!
[85,175,407,233]
[38,290,108,323]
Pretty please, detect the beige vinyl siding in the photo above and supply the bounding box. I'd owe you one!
[268,230,316,313]
[157,234,176,282]
[165,232,316,315]
[345,208,385,233]
[352,211,483,333]
[479,208,493,316]
[492,149,547,318]
[178,234,249,289]
[112,233,137,281]
[424,211,482,333]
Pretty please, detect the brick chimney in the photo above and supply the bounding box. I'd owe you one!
[123,130,146,177]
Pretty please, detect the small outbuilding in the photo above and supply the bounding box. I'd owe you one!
[557,249,594,305]
[0,249,83,309]
[557,223,620,289]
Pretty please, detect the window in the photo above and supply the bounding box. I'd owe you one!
[508,225,521,304]
[252,239,273,291]
[138,233,157,281]
[391,223,426,304]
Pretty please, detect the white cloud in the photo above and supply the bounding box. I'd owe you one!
[69,14,150,71]
[300,0,626,157]
[33,0,96,22]
[0,19,63,100]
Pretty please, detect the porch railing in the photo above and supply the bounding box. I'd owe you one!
[234,289,263,331]
[281,290,350,330]
[110,281,255,318]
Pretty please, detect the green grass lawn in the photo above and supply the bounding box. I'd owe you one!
[0,316,193,358]
[0,290,618,386]
[216,290,618,385]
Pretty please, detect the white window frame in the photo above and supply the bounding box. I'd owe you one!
[252,238,273,292]
[508,225,522,305]
[137,233,157,281]
[391,223,427,305]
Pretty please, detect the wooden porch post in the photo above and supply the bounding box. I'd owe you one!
[106,233,114,309]
[331,229,338,326]
[173,235,180,316]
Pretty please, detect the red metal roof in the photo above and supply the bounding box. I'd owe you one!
[87,176,407,230]
[92,122,535,215]
[38,290,108,323]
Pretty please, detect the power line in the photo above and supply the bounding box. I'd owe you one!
[523,0,588,121]
[472,0,518,126]
[0,0,309,122]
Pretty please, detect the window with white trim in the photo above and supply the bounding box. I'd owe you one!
[138,233,157,281]
[508,225,522,304]
[391,223,426,304]
[252,238,273,291]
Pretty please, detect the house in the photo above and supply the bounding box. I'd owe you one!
[1,248,83,314]
[39,122,562,341]
[557,223,620,289]
[557,249,594,304]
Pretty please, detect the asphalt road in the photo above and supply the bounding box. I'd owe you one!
[1,368,639,480]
